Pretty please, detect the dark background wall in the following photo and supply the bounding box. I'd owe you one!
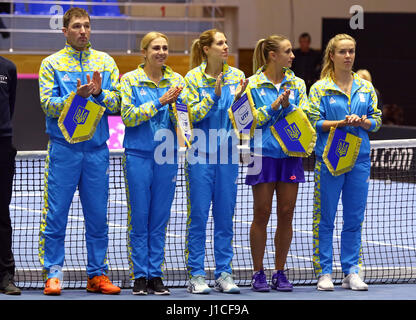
[13,78,48,151]
[322,13,416,127]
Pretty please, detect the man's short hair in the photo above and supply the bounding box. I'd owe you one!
[299,32,311,42]
[63,7,90,28]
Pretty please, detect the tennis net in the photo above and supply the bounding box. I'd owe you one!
[10,139,416,288]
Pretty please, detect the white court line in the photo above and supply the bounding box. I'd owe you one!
[233,244,324,264]
[11,206,416,252]
[360,240,416,251]
[290,227,416,251]
[244,220,416,252]
[108,199,127,206]
[10,205,127,230]
[10,205,42,213]
[166,233,183,238]
[12,192,43,198]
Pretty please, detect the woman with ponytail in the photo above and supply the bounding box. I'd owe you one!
[308,34,381,291]
[182,29,247,294]
[245,35,309,292]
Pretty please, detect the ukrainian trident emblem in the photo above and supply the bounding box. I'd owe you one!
[73,105,90,125]
[58,92,105,144]
[284,123,301,141]
[336,139,349,158]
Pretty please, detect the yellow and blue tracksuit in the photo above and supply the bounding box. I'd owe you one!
[182,61,245,279]
[38,42,120,279]
[246,67,310,158]
[120,64,184,280]
[308,73,382,276]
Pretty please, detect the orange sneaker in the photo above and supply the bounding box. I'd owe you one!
[44,278,61,295]
[86,275,121,294]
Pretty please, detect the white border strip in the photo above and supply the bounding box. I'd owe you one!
[370,139,416,149]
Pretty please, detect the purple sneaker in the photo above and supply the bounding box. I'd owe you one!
[271,270,293,292]
[251,269,270,292]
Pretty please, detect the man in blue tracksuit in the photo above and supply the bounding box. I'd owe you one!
[38,7,121,295]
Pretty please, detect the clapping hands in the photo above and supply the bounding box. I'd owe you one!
[159,86,183,106]
[271,87,291,110]
[76,71,102,98]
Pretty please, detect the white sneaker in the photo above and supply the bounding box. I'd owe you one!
[214,272,240,294]
[342,273,368,291]
[317,274,334,291]
[187,275,211,294]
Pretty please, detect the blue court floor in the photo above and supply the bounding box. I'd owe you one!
[1,283,416,300]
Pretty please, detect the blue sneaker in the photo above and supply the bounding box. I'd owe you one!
[271,270,293,292]
[251,269,270,292]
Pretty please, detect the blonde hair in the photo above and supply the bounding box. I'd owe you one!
[141,31,168,51]
[320,33,356,80]
[189,29,225,69]
[140,31,169,64]
[252,34,289,74]
[356,69,372,82]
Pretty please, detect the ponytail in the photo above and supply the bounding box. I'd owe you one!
[252,34,289,74]
[188,28,224,69]
[252,38,267,74]
[190,39,203,69]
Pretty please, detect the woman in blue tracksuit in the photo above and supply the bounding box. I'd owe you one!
[182,29,247,294]
[246,35,309,292]
[308,34,382,291]
[120,32,184,296]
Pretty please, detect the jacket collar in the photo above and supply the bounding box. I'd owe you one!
[199,60,231,81]
[64,42,92,58]
[322,72,364,96]
[137,63,175,84]
[254,66,296,87]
